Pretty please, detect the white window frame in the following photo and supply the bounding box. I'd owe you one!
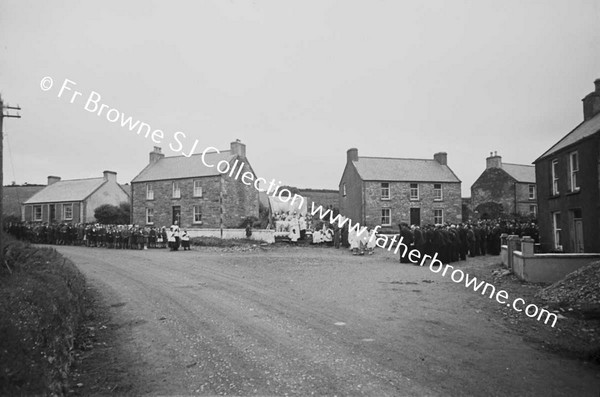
[381,182,390,200]
[146,208,154,225]
[529,204,537,217]
[172,181,181,198]
[381,208,391,226]
[433,184,443,201]
[63,203,73,220]
[146,184,154,200]
[410,183,419,200]
[552,212,561,250]
[434,209,443,224]
[193,205,202,224]
[569,151,579,192]
[528,184,536,200]
[33,205,42,221]
[193,180,203,197]
[551,159,559,195]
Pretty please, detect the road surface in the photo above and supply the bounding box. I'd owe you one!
[56,245,600,396]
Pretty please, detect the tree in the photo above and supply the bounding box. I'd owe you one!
[93,202,130,224]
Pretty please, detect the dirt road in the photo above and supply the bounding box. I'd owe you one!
[56,245,600,396]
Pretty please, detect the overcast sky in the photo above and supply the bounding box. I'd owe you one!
[1,0,599,196]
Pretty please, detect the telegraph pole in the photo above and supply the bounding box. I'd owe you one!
[0,95,22,265]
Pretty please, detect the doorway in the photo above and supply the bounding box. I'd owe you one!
[49,204,56,223]
[410,208,421,226]
[172,206,181,225]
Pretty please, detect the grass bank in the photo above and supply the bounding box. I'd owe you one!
[0,236,87,395]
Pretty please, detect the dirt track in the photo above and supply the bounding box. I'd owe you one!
[56,245,600,396]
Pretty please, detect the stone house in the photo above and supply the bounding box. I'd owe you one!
[534,79,600,253]
[21,171,130,223]
[470,152,537,219]
[130,142,259,229]
[339,148,462,231]
[4,183,45,219]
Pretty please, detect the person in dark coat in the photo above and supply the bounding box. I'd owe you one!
[399,223,414,263]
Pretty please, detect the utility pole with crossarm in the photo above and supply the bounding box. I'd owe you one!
[0,95,22,268]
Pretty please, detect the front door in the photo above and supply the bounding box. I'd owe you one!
[49,204,56,223]
[410,208,421,226]
[574,219,584,253]
[172,206,181,225]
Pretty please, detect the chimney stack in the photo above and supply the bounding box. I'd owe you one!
[103,170,117,182]
[47,176,61,185]
[230,140,246,158]
[582,78,600,121]
[149,146,164,164]
[434,152,447,165]
[347,148,358,162]
[486,152,502,169]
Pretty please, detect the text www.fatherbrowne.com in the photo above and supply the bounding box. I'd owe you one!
[310,203,558,328]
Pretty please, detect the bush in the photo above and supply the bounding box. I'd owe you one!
[0,236,87,395]
[93,202,130,224]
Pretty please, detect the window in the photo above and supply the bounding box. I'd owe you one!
[569,151,579,192]
[146,184,154,200]
[528,184,536,200]
[146,208,154,224]
[529,205,537,218]
[434,209,443,224]
[433,184,443,200]
[172,181,181,198]
[63,203,73,220]
[193,205,202,224]
[410,183,419,200]
[551,159,559,195]
[33,205,42,221]
[381,208,391,226]
[193,180,203,197]
[342,183,346,197]
[381,182,390,200]
[552,212,561,250]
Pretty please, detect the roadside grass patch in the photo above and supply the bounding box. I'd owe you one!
[190,236,265,248]
[0,236,87,395]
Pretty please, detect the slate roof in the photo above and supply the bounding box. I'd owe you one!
[24,178,106,204]
[536,112,600,161]
[131,150,237,183]
[501,163,536,183]
[352,157,461,183]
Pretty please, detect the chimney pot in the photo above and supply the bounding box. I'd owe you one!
[434,152,447,165]
[149,147,165,164]
[103,170,117,182]
[486,153,502,169]
[583,78,600,121]
[347,148,359,162]
[230,140,246,157]
[47,176,61,185]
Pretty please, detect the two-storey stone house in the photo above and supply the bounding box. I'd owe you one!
[131,141,259,229]
[534,79,600,253]
[471,152,537,219]
[339,148,462,231]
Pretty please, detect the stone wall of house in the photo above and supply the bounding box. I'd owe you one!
[132,176,222,228]
[363,181,462,230]
[221,160,259,228]
[471,168,516,216]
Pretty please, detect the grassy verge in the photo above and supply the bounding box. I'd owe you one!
[190,236,266,247]
[0,236,87,395]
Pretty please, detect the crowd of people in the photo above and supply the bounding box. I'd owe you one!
[6,221,191,251]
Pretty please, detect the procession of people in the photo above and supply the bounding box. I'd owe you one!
[6,221,192,252]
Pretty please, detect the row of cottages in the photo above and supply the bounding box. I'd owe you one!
[130,141,259,228]
[339,148,462,231]
[470,152,537,219]
[22,171,130,223]
[534,79,600,253]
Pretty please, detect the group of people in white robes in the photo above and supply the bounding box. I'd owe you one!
[167,221,190,251]
[273,211,308,242]
[348,227,377,255]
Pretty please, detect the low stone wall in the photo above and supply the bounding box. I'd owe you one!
[185,228,275,244]
[512,252,600,283]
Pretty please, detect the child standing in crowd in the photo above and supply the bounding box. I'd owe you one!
[181,230,190,250]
